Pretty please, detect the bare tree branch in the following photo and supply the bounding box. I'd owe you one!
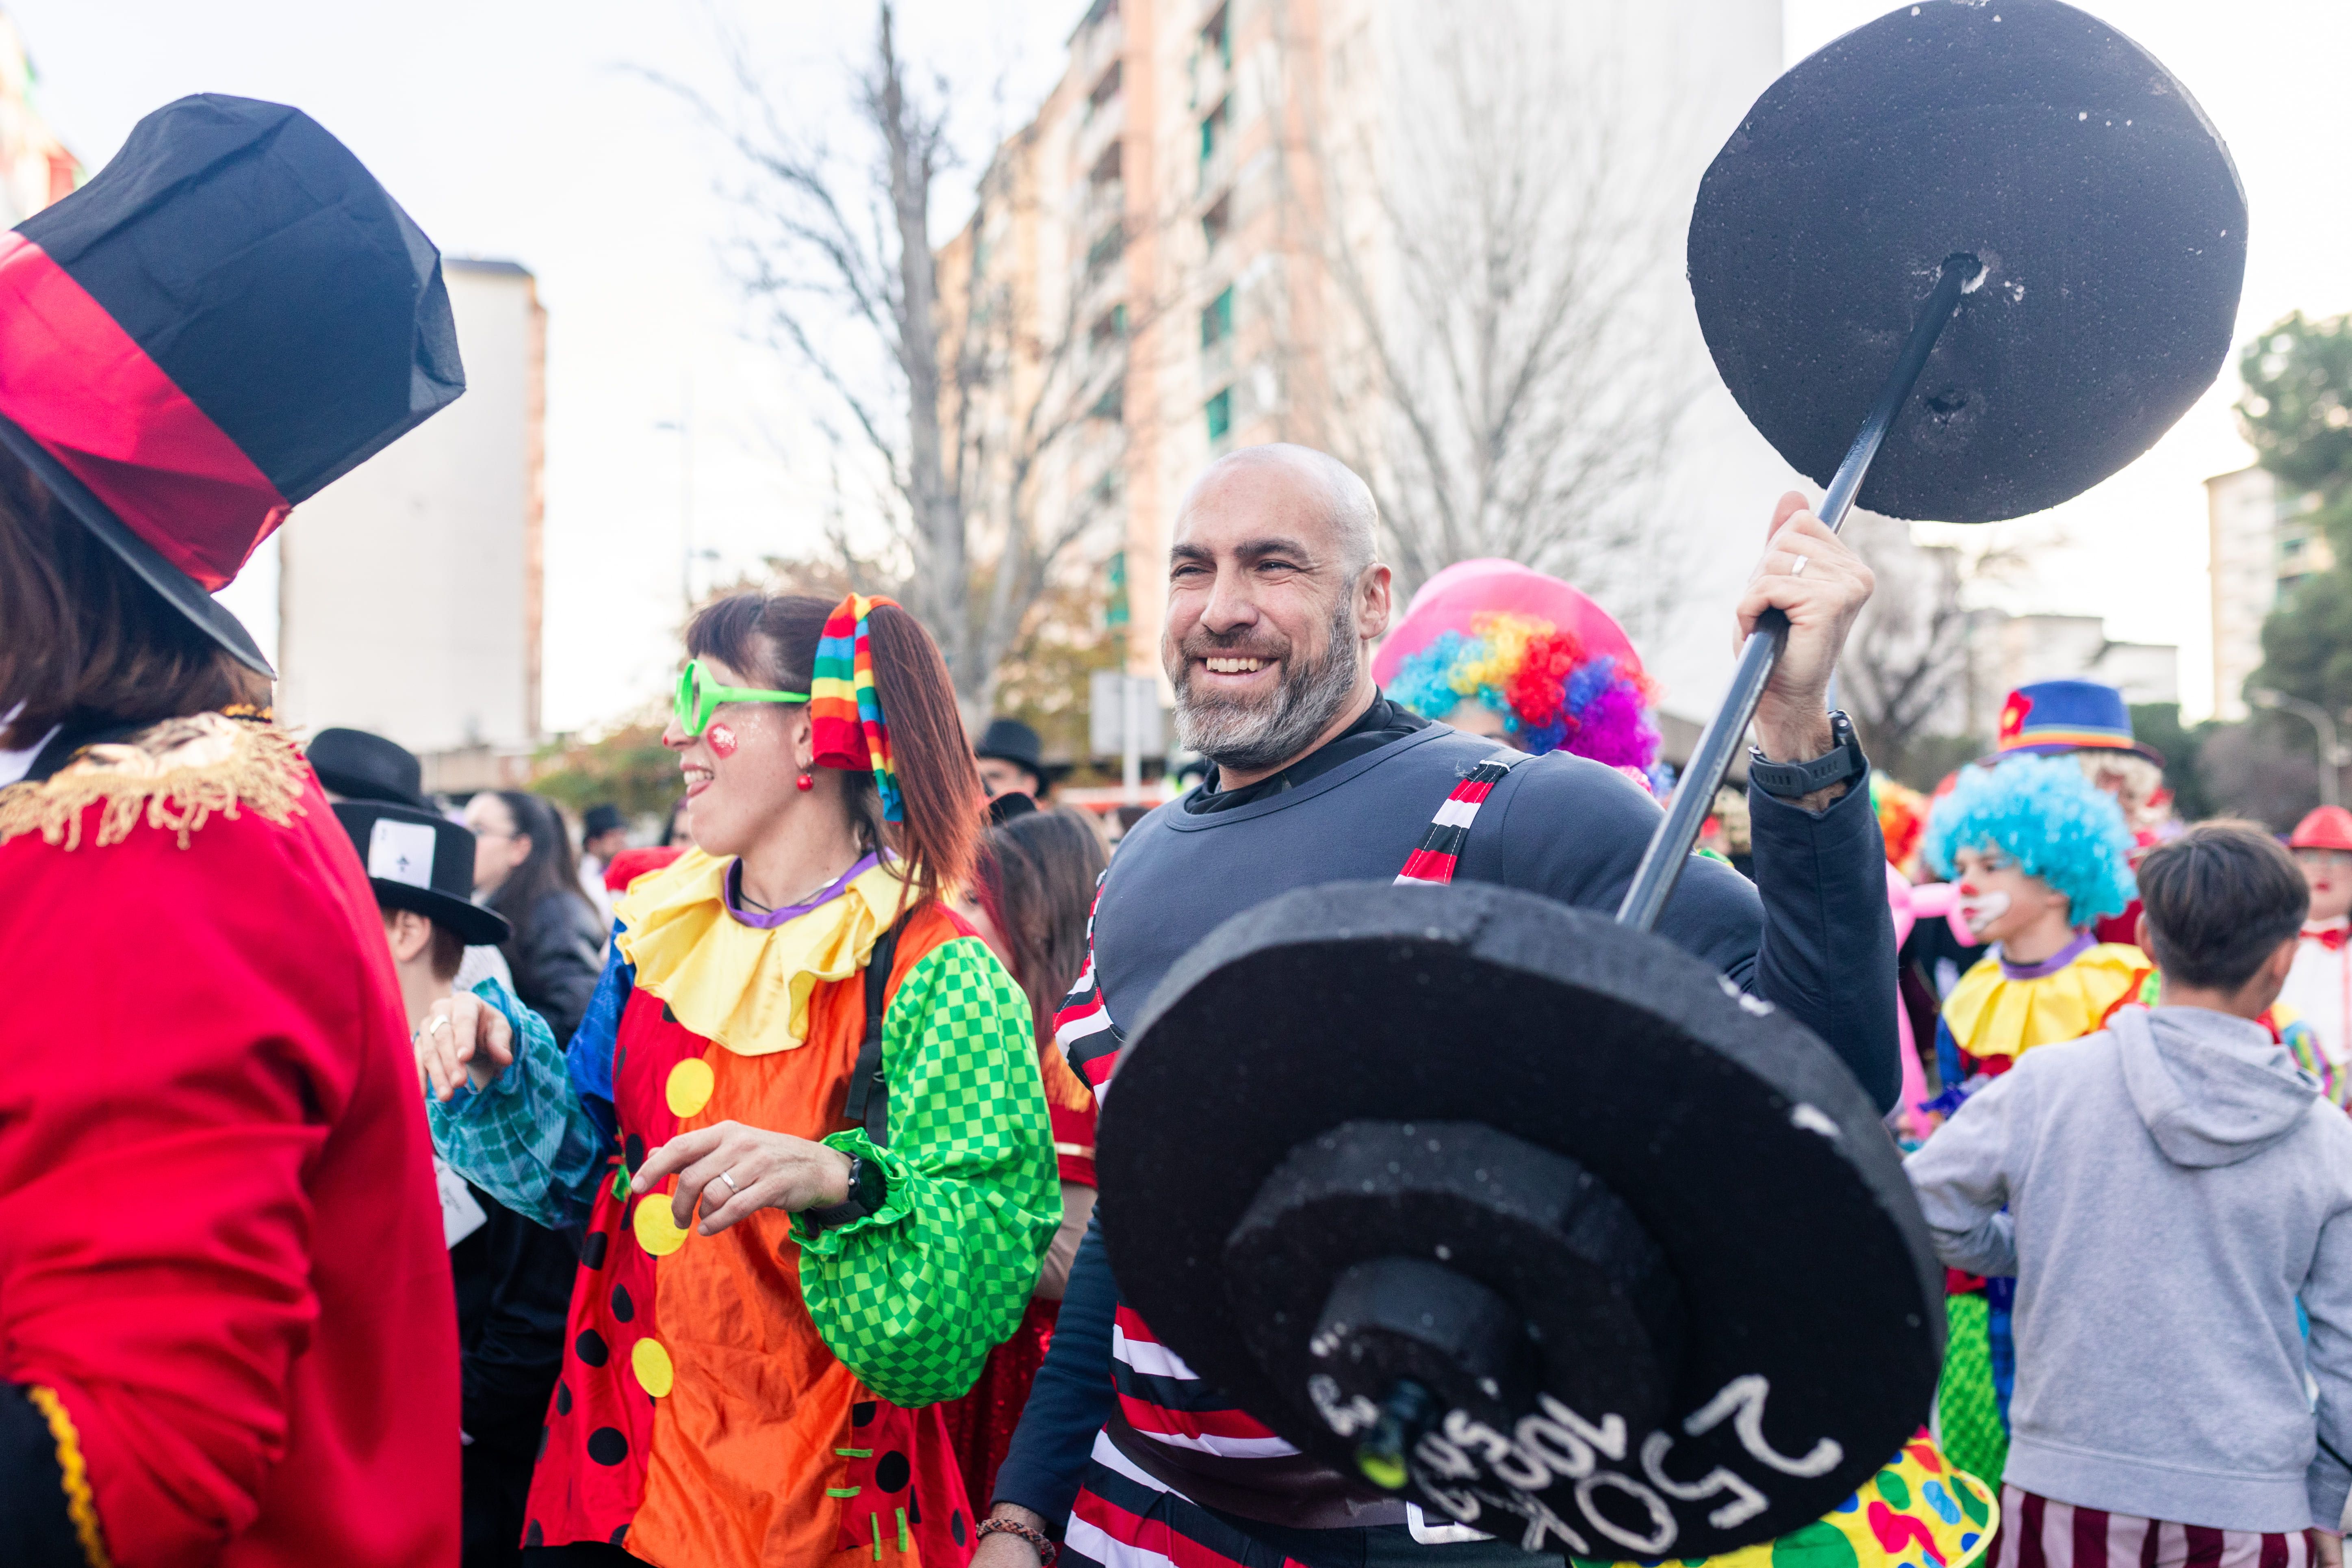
[671,2,1186,722]
[1298,2,1695,616]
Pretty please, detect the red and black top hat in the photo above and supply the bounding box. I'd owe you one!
[0,94,465,674]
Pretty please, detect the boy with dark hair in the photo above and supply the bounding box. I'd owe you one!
[1908,822,2352,1566]
[332,801,577,1568]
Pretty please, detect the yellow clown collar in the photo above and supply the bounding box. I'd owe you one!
[612,848,913,1056]
[1941,941,2149,1063]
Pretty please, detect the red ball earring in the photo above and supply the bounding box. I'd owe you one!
[796,772,814,792]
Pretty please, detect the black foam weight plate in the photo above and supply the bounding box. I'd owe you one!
[1688,0,2244,522]
[1096,881,1943,1557]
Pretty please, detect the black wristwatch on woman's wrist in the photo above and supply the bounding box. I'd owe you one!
[803,1154,890,1234]
[1748,709,1866,801]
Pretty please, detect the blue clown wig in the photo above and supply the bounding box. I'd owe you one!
[1923,753,2137,928]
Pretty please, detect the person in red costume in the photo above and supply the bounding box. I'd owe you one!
[0,96,469,1567]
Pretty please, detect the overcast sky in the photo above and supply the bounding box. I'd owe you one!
[15,1,2346,729]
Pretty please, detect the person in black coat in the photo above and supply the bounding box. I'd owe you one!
[464,790,606,1045]
[331,800,579,1567]
[450,1195,576,1567]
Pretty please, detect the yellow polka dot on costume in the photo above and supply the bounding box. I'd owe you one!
[665,1056,716,1118]
[633,1195,688,1257]
[631,1337,675,1398]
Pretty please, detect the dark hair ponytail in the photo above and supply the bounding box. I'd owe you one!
[976,807,1108,1049]
[686,592,983,909]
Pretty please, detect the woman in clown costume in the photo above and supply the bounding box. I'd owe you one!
[1369,562,2002,1568]
[418,591,1059,1568]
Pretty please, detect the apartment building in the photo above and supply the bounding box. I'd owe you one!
[2208,463,2326,722]
[944,0,1798,727]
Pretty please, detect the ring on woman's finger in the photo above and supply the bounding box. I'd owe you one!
[1788,554,1810,578]
[717,1170,740,1192]
[423,1015,450,1038]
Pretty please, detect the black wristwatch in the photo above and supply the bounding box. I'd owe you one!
[1747,709,1866,800]
[803,1154,890,1234]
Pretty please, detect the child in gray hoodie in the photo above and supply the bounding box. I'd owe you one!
[1907,821,2352,1564]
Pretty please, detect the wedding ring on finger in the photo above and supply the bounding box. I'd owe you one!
[718,1170,740,1192]
[1788,553,1810,577]
[425,1015,450,1038]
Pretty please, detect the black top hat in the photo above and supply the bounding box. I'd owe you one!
[332,801,510,949]
[0,94,465,675]
[1687,0,2244,523]
[974,718,1068,782]
[308,727,430,811]
[1097,881,1941,1556]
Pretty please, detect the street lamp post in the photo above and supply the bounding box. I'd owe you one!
[2251,687,2348,809]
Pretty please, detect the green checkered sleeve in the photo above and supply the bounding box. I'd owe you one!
[796,935,1060,1408]
[424,976,609,1233]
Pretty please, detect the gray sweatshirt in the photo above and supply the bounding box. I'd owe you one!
[1905,1004,2352,1530]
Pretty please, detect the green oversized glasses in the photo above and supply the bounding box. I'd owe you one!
[673,658,809,739]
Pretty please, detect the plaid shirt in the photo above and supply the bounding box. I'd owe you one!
[427,971,618,1234]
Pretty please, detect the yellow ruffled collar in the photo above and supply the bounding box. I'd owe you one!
[612,848,914,1056]
[1942,941,2150,1061]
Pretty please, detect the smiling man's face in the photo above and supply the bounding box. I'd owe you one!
[1160,446,1390,785]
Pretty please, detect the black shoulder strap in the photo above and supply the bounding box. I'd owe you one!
[843,916,908,1147]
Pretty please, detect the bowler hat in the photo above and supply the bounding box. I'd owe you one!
[332,801,510,948]
[308,727,430,811]
[974,718,1068,782]
[0,94,465,675]
[1989,679,2164,765]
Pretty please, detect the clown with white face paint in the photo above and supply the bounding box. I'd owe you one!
[1922,757,2145,1107]
[2281,807,2352,1107]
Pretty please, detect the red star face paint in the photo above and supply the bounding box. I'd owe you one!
[706,722,740,758]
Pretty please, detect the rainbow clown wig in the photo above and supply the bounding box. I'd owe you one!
[1923,753,2137,930]
[1373,559,1664,785]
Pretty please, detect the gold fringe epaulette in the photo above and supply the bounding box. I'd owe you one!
[0,711,307,852]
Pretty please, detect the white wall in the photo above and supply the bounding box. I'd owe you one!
[276,261,542,753]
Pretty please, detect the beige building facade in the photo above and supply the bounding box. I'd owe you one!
[2208,463,2326,722]
[277,260,547,790]
[949,0,1799,734]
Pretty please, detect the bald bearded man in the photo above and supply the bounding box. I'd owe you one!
[976,444,1895,1568]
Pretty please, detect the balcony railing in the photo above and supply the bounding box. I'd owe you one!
[1072,9,1126,103]
[1076,94,1124,191]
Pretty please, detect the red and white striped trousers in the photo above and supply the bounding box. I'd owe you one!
[1994,1485,2314,1568]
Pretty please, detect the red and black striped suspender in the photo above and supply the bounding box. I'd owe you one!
[1394,752,1533,886]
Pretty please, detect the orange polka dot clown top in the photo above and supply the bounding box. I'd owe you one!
[428,849,1060,1566]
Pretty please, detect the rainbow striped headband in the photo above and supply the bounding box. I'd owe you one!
[810,593,902,821]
